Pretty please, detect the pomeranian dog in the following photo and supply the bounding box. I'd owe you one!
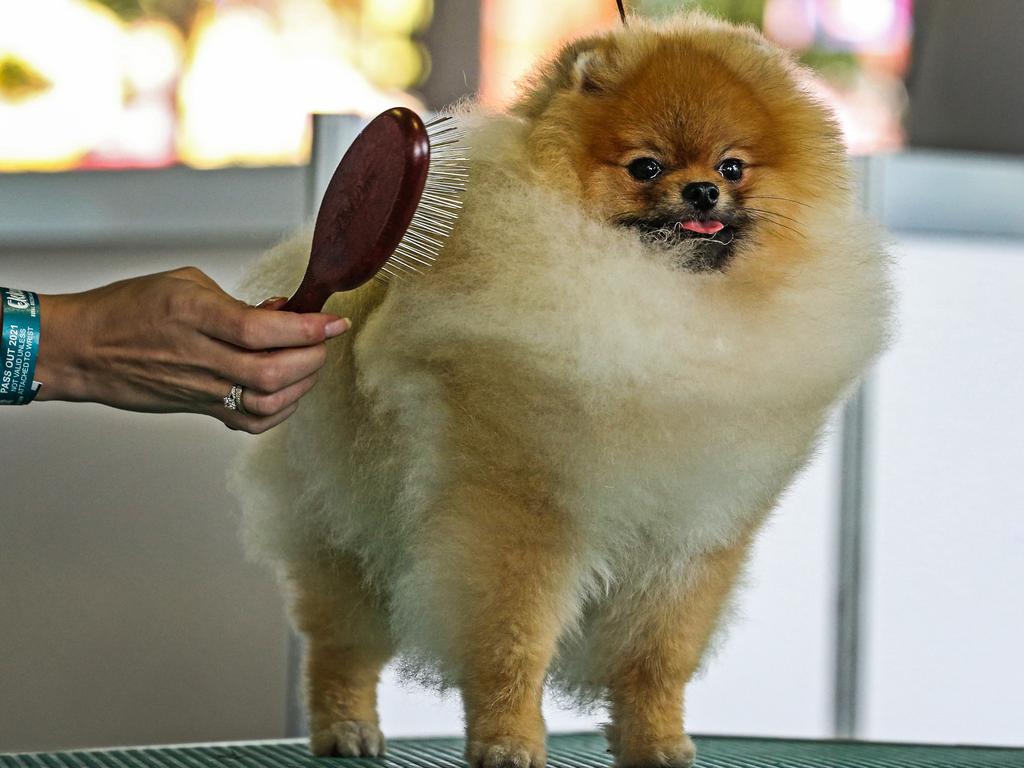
[233,12,891,768]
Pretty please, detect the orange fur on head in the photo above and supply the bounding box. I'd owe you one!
[518,13,848,281]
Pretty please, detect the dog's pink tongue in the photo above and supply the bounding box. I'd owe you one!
[680,219,725,235]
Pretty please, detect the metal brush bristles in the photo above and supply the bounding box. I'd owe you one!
[377,114,469,282]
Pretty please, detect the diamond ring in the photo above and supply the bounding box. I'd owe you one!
[223,384,245,413]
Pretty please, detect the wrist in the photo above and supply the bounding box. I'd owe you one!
[35,293,91,402]
[1,287,42,404]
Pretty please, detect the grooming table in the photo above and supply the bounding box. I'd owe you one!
[3,733,1021,768]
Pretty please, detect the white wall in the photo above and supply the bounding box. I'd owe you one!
[863,235,1024,746]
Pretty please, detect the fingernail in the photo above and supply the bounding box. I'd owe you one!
[256,296,288,308]
[324,317,351,337]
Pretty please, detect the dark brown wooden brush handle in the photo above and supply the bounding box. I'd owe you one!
[282,280,333,315]
[282,107,432,313]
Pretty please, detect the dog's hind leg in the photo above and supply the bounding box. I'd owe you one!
[287,556,396,757]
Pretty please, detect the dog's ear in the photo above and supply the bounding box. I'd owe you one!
[512,36,619,119]
[569,45,618,94]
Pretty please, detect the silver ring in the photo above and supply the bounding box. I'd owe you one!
[223,384,245,413]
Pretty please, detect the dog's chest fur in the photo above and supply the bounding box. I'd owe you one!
[345,119,884,578]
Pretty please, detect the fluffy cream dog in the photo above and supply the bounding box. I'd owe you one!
[232,12,891,768]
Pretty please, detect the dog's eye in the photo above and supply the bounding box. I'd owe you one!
[627,158,663,181]
[717,158,744,182]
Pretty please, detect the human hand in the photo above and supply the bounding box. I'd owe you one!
[35,267,348,433]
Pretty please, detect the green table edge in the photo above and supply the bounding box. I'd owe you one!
[3,733,1021,768]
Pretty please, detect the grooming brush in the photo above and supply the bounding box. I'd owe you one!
[281,107,468,313]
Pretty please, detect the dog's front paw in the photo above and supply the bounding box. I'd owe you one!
[467,736,547,768]
[613,734,696,768]
[309,720,385,757]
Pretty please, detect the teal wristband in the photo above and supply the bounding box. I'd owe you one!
[1,287,42,405]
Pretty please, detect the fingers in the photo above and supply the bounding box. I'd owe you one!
[212,374,314,434]
[224,343,329,394]
[168,270,349,349]
[200,295,350,350]
[156,274,348,434]
[198,315,342,434]
[240,372,319,418]
[221,401,301,435]
[208,339,329,434]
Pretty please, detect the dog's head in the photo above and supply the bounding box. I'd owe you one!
[514,13,848,273]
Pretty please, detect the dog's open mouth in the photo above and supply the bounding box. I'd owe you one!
[619,214,742,271]
[676,219,736,246]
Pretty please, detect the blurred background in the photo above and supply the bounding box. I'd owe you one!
[2,0,1022,755]
[0,0,912,171]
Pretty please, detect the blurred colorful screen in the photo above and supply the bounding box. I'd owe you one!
[0,0,431,171]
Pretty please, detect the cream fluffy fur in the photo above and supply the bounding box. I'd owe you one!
[231,12,892,761]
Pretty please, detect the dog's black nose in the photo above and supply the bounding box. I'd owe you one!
[682,181,720,210]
